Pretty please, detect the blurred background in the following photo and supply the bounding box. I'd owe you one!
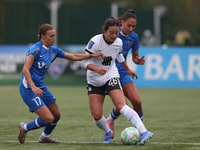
[1,0,200,45]
[0,0,200,88]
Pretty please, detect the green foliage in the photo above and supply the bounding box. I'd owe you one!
[0,86,200,150]
[0,0,200,45]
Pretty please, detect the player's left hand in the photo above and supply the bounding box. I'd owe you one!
[127,69,138,80]
[135,56,145,65]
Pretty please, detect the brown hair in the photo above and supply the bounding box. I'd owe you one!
[118,9,137,25]
[37,24,54,40]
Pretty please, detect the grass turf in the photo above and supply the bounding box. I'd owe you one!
[0,86,199,150]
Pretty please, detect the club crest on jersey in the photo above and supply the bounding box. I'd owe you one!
[51,53,55,58]
[127,40,133,46]
[88,41,94,49]
[34,47,40,53]
[115,48,118,54]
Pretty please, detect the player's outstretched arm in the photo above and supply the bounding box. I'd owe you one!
[63,52,104,61]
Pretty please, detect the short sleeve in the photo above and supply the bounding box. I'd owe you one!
[27,46,40,60]
[85,36,98,54]
[56,47,65,58]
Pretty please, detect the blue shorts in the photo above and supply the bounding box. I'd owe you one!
[119,72,134,87]
[19,85,56,112]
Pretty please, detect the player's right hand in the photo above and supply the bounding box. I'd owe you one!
[31,86,43,97]
[96,67,106,75]
[127,69,138,80]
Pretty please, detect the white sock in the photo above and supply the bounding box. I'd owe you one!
[42,132,50,137]
[120,105,147,133]
[93,116,110,133]
[107,114,114,123]
[23,124,28,131]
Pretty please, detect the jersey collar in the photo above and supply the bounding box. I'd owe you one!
[103,34,113,45]
[42,45,49,50]
[120,27,128,37]
[40,41,49,50]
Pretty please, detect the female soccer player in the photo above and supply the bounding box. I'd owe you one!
[107,9,146,139]
[84,17,153,144]
[18,23,104,144]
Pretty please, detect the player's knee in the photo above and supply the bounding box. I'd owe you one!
[92,113,102,120]
[115,102,126,111]
[44,116,55,124]
[54,112,61,120]
[131,98,142,107]
[136,99,142,108]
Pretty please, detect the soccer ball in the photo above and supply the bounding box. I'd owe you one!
[121,127,140,145]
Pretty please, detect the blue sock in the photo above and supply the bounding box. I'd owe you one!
[111,107,120,120]
[27,117,48,130]
[43,119,60,135]
[139,113,143,122]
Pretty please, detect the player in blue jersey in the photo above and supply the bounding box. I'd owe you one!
[107,10,146,139]
[18,23,104,144]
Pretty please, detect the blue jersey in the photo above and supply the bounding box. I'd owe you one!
[116,28,139,74]
[20,41,65,88]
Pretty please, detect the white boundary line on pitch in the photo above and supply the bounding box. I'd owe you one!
[4,141,200,145]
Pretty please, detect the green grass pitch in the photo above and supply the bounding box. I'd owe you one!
[0,86,199,150]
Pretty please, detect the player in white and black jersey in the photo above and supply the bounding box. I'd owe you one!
[85,31,123,87]
[84,17,153,144]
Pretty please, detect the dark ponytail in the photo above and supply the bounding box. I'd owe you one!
[103,17,120,31]
[118,9,137,25]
